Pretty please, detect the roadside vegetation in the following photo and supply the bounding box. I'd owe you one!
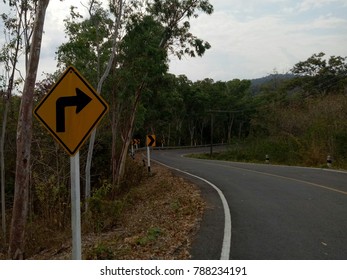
[142,54,347,170]
[0,0,346,259]
[0,159,204,259]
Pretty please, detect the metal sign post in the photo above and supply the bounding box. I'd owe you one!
[146,135,156,173]
[147,146,151,173]
[70,151,81,260]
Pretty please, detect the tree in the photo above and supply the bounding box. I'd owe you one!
[147,0,213,55]
[112,0,214,183]
[1,0,36,246]
[140,73,187,146]
[0,6,21,244]
[85,0,124,205]
[1,0,33,244]
[56,2,115,86]
[291,53,347,96]
[57,0,124,203]
[56,0,214,191]
[110,14,168,185]
[224,79,252,142]
[8,0,50,259]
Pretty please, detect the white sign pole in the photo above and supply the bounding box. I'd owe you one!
[131,144,134,159]
[147,146,151,173]
[70,151,82,260]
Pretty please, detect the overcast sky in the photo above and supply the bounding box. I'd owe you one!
[169,0,347,81]
[2,0,347,82]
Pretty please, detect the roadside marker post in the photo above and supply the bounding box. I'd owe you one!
[131,143,135,159]
[266,154,270,164]
[147,146,151,173]
[327,155,332,168]
[146,135,156,173]
[33,66,109,259]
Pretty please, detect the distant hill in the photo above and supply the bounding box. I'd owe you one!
[250,73,295,94]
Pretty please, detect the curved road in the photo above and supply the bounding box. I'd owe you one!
[151,147,347,260]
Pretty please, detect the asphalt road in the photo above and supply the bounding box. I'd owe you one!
[151,147,347,260]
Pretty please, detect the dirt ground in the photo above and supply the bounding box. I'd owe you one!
[24,162,205,260]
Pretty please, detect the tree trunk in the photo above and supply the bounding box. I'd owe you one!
[1,0,26,245]
[111,122,118,187]
[238,121,244,139]
[1,99,9,242]
[111,91,121,188]
[189,121,195,146]
[85,0,123,202]
[227,113,234,143]
[200,120,206,145]
[168,123,171,146]
[8,0,49,259]
[115,82,145,186]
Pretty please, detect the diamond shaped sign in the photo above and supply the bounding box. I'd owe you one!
[34,66,109,156]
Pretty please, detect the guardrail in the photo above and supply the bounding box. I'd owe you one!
[135,143,228,152]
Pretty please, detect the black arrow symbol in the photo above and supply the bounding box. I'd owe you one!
[147,135,155,147]
[56,88,92,132]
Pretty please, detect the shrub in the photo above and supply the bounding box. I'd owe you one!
[84,181,124,232]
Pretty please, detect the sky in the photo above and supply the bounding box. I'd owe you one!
[1,0,347,82]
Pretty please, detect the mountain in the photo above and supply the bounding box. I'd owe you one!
[250,73,295,94]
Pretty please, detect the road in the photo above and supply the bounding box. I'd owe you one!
[151,147,347,260]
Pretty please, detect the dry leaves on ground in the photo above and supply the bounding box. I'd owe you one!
[28,163,205,260]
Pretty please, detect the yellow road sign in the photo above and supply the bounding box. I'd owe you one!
[34,66,109,156]
[146,135,156,147]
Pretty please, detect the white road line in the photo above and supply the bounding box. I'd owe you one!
[153,159,232,260]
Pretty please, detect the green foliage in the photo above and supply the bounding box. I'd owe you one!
[118,15,168,86]
[83,159,147,233]
[290,52,347,96]
[136,227,162,246]
[85,181,124,232]
[120,159,147,191]
[187,53,347,169]
[147,0,213,58]
[334,132,347,164]
[138,74,253,146]
[56,3,114,86]
[86,242,115,260]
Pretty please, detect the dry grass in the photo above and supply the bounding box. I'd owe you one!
[22,163,205,260]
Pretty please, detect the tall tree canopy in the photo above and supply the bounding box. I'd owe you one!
[291,52,347,96]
